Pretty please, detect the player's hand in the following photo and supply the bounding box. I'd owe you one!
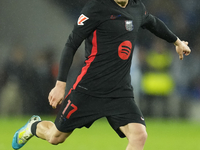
[174,38,191,60]
[48,80,66,109]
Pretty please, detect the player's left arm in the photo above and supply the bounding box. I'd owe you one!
[142,14,191,60]
[140,2,191,59]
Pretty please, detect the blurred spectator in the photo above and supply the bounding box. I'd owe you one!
[0,43,33,116]
[139,39,174,117]
[33,47,58,114]
[184,35,200,100]
[0,44,59,116]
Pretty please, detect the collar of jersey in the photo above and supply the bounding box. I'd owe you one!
[109,0,131,9]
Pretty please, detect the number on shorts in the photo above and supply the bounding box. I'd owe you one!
[62,100,78,119]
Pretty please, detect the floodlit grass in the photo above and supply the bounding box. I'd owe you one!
[1,116,200,150]
[145,119,200,150]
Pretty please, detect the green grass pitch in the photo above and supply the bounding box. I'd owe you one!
[1,116,200,150]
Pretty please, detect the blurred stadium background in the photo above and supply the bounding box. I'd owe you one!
[0,0,200,150]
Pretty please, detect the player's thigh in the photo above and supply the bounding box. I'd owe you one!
[106,97,146,138]
[55,90,103,133]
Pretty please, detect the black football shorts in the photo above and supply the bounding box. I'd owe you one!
[55,90,145,138]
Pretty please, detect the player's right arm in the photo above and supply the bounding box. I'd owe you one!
[48,80,66,109]
[48,32,84,109]
[48,1,101,109]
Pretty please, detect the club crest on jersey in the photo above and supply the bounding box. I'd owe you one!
[125,20,134,31]
[77,14,89,25]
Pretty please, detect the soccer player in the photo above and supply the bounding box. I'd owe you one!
[12,0,191,150]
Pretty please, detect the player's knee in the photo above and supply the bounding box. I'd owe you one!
[140,130,148,144]
[48,137,65,145]
[128,130,147,146]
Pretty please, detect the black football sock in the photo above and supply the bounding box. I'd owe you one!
[31,121,41,138]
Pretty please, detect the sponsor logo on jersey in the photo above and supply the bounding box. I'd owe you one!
[118,41,132,60]
[77,14,89,25]
[125,20,134,31]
